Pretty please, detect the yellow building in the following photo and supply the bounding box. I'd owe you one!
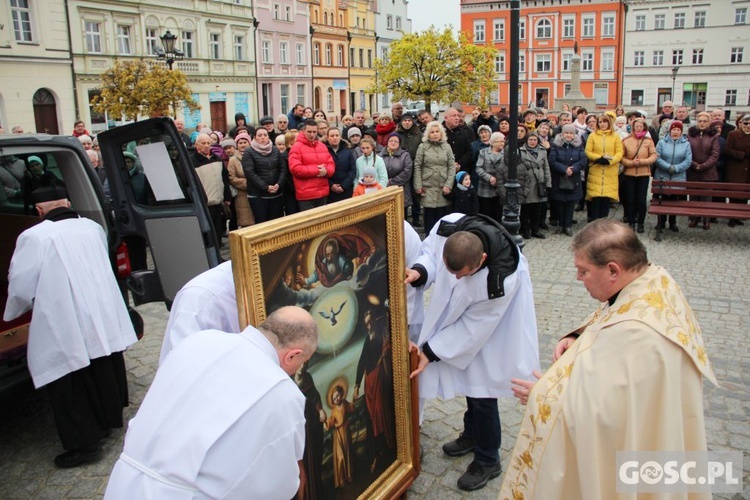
[346,0,376,116]
[306,0,350,119]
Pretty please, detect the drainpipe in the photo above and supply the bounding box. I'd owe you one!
[64,0,81,123]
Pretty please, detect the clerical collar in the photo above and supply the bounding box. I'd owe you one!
[44,207,80,222]
[607,290,621,306]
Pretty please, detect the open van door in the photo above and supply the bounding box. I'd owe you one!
[99,118,222,308]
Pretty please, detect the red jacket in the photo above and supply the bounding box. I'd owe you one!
[288,133,335,201]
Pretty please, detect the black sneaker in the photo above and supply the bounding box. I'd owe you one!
[54,445,102,468]
[457,460,502,491]
[442,433,476,457]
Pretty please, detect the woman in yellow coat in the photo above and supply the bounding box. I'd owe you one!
[585,113,624,220]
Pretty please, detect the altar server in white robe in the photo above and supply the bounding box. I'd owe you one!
[406,213,539,492]
[3,183,137,468]
[105,306,318,500]
[403,221,424,343]
[159,261,239,365]
[501,219,718,500]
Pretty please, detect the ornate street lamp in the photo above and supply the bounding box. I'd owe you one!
[671,65,680,103]
[156,30,184,70]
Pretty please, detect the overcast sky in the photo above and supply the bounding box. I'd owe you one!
[407,0,461,34]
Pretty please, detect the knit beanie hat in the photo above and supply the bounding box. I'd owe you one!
[669,120,683,132]
[220,138,236,149]
[347,127,362,139]
[477,125,492,135]
[456,171,468,184]
[362,166,377,184]
[561,124,577,134]
[235,130,252,143]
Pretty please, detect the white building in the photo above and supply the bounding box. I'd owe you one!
[374,0,411,112]
[622,0,750,119]
[0,1,260,135]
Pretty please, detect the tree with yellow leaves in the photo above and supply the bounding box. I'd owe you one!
[90,60,199,121]
[370,26,497,112]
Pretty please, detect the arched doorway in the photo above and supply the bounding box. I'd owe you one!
[33,89,59,134]
[314,87,322,111]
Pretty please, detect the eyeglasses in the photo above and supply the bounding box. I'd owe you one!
[742,121,750,125]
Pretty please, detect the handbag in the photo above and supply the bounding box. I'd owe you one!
[559,175,575,191]
[537,183,547,197]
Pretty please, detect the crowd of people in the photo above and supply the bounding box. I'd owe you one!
[8,102,746,244]
[177,102,750,242]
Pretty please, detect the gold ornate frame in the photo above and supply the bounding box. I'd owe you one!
[229,187,419,499]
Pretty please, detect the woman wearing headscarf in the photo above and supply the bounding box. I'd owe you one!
[379,133,413,218]
[620,117,657,233]
[585,113,624,220]
[242,127,285,223]
[413,121,455,234]
[549,124,586,236]
[374,112,397,148]
[517,132,551,239]
[227,131,255,228]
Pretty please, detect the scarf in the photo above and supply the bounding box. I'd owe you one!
[375,121,397,136]
[634,130,648,139]
[251,139,273,156]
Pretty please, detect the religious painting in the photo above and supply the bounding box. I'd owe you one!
[229,187,419,500]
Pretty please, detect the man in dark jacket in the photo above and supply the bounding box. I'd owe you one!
[229,113,254,139]
[287,104,305,131]
[711,108,736,139]
[443,108,476,175]
[472,108,499,134]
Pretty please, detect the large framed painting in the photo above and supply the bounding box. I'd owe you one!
[229,187,419,499]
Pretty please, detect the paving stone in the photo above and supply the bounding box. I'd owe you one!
[0,210,748,498]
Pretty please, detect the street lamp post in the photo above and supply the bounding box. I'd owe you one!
[157,30,184,70]
[501,0,523,247]
[671,65,679,103]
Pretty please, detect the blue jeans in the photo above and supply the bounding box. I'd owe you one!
[463,397,501,465]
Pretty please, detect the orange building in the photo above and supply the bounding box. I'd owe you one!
[461,0,625,111]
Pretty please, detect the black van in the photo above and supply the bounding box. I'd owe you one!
[0,118,220,395]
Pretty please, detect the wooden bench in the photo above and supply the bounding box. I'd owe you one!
[649,180,750,241]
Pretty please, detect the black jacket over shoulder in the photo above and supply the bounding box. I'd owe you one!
[437,214,519,299]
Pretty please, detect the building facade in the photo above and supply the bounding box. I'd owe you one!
[346,0,377,116]
[0,0,75,134]
[622,0,750,118]
[68,0,259,134]
[307,0,350,120]
[254,0,312,119]
[461,0,625,110]
[373,0,412,112]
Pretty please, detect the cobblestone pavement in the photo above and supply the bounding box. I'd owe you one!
[1,208,748,499]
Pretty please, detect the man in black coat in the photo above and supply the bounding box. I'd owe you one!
[443,108,476,175]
